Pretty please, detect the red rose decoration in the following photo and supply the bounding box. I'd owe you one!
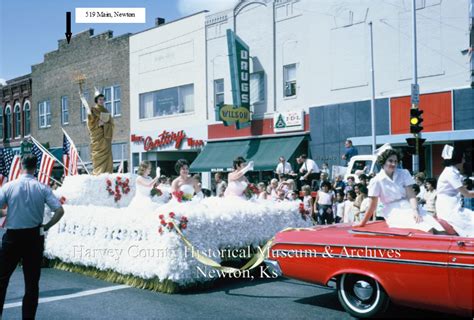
[181,223,187,230]
[169,212,175,218]
[159,214,164,220]
[167,222,174,229]
[160,219,166,226]
[158,227,163,234]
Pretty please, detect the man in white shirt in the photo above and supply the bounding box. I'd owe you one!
[297,154,320,189]
[275,156,293,180]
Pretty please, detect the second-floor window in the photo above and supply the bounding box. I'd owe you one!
[214,79,224,107]
[104,85,121,117]
[61,96,69,125]
[23,101,31,136]
[14,103,21,138]
[5,105,12,139]
[250,72,265,104]
[38,100,51,128]
[139,84,194,119]
[283,64,297,97]
[81,91,89,122]
[0,107,4,140]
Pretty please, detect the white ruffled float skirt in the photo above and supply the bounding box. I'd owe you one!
[382,199,445,233]
[436,194,474,238]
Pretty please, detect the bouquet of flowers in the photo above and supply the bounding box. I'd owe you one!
[106,176,131,202]
[244,183,259,199]
[150,187,163,197]
[299,202,311,221]
[158,212,189,235]
[172,190,193,202]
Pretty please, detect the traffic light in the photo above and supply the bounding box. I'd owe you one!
[410,108,423,134]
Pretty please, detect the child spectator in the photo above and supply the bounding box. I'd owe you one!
[415,172,427,201]
[358,174,368,186]
[333,175,345,191]
[302,185,314,217]
[257,182,268,200]
[314,181,334,224]
[358,185,369,222]
[423,178,437,216]
[321,162,330,176]
[269,178,279,200]
[334,190,345,223]
[343,190,357,223]
[344,176,355,194]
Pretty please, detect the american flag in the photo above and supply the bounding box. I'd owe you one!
[63,133,79,176]
[31,143,55,185]
[0,148,21,183]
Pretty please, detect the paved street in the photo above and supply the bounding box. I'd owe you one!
[1,265,462,319]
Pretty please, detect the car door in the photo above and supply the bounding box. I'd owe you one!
[448,236,474,315]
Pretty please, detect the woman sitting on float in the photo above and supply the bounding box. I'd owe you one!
[436,145,474,237]
[354,144,445,234]
[171,159,203,201]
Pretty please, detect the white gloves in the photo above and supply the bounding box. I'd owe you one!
[156,166,161,177]
[248,161,254,171]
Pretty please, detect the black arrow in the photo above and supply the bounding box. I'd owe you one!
[65,12,72,44]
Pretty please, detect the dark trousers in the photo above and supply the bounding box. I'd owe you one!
[0,227,44,319]
[317,205,334,225]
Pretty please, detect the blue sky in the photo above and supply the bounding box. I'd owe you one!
[0,0,237,83]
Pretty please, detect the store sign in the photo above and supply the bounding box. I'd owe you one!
[273,111,304,133]
[131,130,204,151]
[218,104,250,128]
[223,29,251,129]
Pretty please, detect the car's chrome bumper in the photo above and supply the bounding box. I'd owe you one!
[264,259,282,277]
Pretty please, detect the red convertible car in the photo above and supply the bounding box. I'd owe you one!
[265,221,473,318]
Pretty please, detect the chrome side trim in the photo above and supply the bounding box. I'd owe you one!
[272,241,474,256]
[263,259,282,277]
[271,249,474,270]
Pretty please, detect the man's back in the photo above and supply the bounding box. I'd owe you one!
[0,174,60,230]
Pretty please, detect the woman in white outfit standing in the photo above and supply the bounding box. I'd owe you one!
[436,145,474,237]
[355,144,445,233]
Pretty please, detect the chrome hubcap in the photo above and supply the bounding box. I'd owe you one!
[353,280,373,301]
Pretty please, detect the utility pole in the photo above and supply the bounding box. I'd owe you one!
[369,21,377,154]
[411,0,421,173]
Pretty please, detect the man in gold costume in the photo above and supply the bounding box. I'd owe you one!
[79,89,114,175]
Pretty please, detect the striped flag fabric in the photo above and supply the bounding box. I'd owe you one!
[0,148,7,186]
[62,133,79,176]
[0,148,22,183]
[31,143,55,185]
[8,155,21,182]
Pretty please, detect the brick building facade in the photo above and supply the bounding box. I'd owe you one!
[0,74,32,151]
[31,29,130,171]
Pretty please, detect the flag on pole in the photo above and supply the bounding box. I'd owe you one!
[0,148,22,182]
[62,133,79,176]
[31,143,55,185]
[0,148,7,186]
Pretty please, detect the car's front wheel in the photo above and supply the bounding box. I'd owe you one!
[337,273,390,318]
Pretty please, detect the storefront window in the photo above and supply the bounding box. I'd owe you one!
[214,79,224,107]
[139,84,194,119]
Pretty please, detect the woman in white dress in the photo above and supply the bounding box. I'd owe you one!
[171,159,202,201]
[224,157,253,199]
[355,145,445,233]
[128,161,162,209]
[436,145,474,237]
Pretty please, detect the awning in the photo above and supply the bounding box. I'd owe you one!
[49,148,63,161]
[190,135,305,172]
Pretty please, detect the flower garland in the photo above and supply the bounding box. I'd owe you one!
[106,176,131,202]
[244,183,259,199]
[158,212,188,235]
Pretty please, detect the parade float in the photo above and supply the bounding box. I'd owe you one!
[44,174,312,293]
